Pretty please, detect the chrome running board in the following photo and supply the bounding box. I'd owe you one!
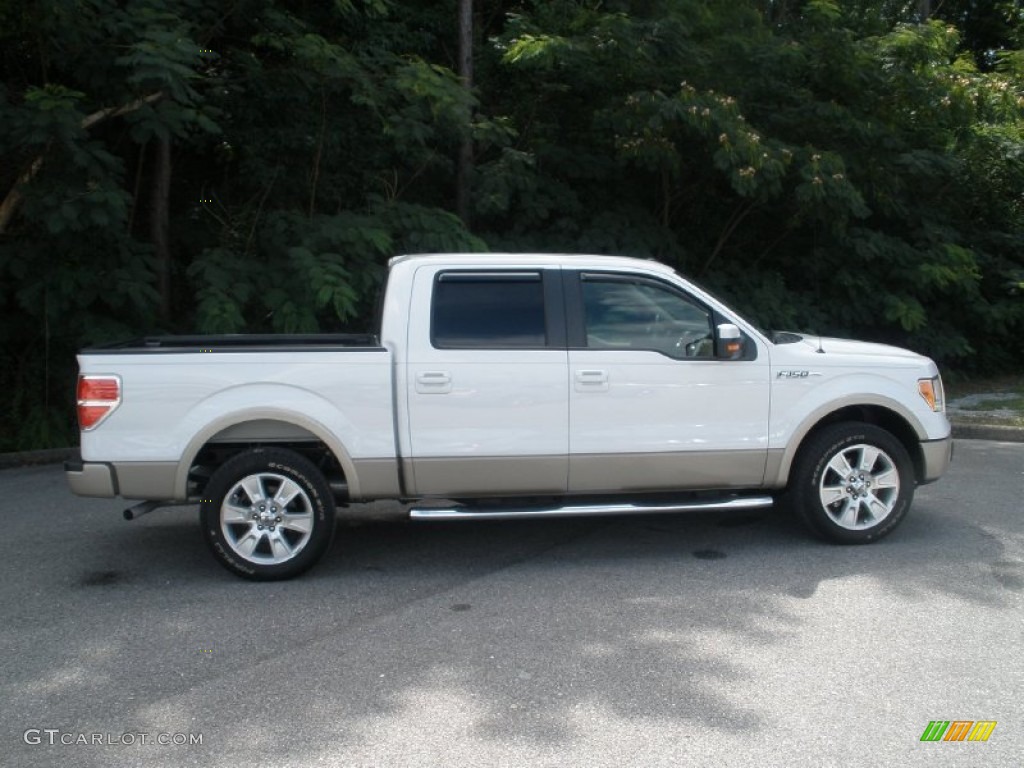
[409,495,773,522]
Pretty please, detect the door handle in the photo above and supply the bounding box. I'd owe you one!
[415,371,452,394]
[574,369,609,392]
[575,370,608,384]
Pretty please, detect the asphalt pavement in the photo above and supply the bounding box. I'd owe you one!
[1,440,1022,767]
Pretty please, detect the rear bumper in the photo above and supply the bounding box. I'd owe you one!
[919,435,953,484]
[64,459,117,497]
[65,458,180,500]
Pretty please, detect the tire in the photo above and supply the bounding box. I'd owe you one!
[790,422,914,544]
[200,448,336,580]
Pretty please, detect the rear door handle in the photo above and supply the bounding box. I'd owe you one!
[415,371,452,394]
[574,369,609,392]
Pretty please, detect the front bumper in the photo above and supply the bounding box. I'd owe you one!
[919,435,953,484]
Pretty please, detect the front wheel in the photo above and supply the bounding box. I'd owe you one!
[791,422,915,544]
[200,448,336,580]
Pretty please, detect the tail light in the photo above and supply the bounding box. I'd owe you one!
[77,375,121,430]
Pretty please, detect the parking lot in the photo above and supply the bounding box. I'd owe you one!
[2,439,1022,767]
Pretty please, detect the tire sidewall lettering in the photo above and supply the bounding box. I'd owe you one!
[267,462,328,521]
[811,434,867,487]
[200,449,336,580]
[793,422,914,544]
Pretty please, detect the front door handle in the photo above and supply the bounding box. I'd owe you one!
[415,371,452,394]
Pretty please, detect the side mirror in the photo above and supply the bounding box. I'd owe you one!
[715,323,744,360]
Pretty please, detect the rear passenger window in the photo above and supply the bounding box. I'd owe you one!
[432,272,547,348]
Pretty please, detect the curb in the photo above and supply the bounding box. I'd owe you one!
[0,447,78,470]
[950,422,1024,443]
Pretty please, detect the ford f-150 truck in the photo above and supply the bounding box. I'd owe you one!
[66,253,952,579]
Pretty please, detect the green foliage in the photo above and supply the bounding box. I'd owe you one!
[480,0,1023,369]
[1,0,1022,449]
[187,203,485,335]
[0,0,490,448]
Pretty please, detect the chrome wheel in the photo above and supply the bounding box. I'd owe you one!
[202,448,335,580]
[220,472,315,565]
[817,443,900,531]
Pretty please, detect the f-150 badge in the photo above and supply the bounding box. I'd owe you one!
[776,370,823,378]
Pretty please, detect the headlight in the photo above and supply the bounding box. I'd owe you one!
[918,375,944,412]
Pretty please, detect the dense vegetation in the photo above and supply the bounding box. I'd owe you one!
[1,0,1022,449]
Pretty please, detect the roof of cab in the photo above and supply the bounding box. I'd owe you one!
[388,252,677,276]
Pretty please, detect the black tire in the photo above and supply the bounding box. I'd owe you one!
[790,422,914,544]
[200,448,335,580]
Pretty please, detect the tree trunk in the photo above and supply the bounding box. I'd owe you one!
[917,0,931,21]
[151,136,172,325]
[0,92,163,235]
[0,157,45,235]
[456,0,473,226]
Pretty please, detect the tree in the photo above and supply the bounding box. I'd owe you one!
[1,0,1021,449]
[477,0,1023,367]
[457,0,474,224]
[0,0,487,449]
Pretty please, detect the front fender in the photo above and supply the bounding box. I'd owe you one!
[767,371,941,487]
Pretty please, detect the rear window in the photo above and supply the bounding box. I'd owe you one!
[431,272,547,348]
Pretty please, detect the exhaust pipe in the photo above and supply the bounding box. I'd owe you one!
[123,500,165,521]
[123,500,194,521]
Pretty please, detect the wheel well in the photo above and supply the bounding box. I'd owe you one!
[799,405,925,482]
[187,422,348,502]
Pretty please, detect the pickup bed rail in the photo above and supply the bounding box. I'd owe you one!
[83,333,381,353]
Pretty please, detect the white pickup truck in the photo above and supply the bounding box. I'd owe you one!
[66,253,952,579]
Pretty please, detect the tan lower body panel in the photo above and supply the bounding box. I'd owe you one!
[66,462,117,497]
[919,436,952,483]
[408,450,769,497]
[97,458,401,503]
[763,449,787,489]
[115,462,179,500]
[349,458,403,500]
[569,450,768,493]
[410,456,568,497]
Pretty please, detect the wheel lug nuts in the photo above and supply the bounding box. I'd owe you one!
[257,525,264,530]
[276,516,281,522]
[269,526,275,532]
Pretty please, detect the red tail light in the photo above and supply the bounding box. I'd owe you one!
[77,375,121,430]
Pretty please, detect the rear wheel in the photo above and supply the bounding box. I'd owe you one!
[791,422,914,544]
[200,448,335,580]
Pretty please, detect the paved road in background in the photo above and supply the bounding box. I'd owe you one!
[2,440,1022,767]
